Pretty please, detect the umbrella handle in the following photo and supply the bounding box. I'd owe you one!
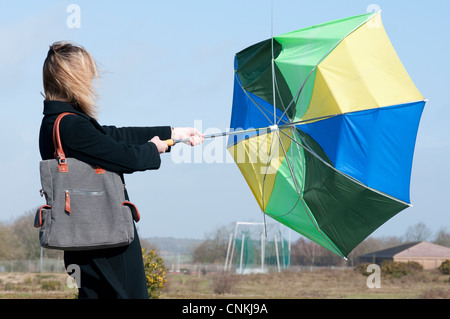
[163,139,175,147]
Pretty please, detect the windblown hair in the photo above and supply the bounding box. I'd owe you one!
[42,41,98,118]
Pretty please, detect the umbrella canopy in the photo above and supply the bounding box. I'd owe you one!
[227,12,426,258]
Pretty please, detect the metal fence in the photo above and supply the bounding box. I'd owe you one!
[0,258,66,273]
[0,258,350,275]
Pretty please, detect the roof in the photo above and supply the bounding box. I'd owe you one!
[396,242,450,258]
[360,242,450,259]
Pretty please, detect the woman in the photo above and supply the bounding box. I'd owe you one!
[39,41,204,299]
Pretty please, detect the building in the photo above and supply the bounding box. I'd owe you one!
[359,242,450,270]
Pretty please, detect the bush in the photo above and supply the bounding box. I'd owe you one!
[142,248,167,299]
[354,263,372,276]
[211,272,240,295]
[421,288,450,299]
[439,259,450,275]
[381,261,423,278]
[41,280,62,291]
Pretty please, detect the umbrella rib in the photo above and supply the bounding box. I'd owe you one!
[258,131,301,223]
[298,199,345,258]
[276,98,426,131]
[280,128,411,206]
[264,130,303,218]
[290,99,427,125]
[277,129,346,257]
[235,72,275,125]
[259,131,301,219]
[277,130,301,195]
[290,127,306,196]
[275,80,297,126]
[259,130,300,215]
[281,114,339,127]
[277,129,345,257]
[260,132,276,212]
[273,72,293,123]
[235,72,290,126]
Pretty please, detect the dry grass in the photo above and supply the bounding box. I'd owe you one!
[0,268,448,299]
[161,268,450,299]
[0,273,76,299]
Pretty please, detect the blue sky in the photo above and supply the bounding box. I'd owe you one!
[0,0,449,243]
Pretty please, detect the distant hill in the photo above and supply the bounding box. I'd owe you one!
[144,237,203,267]
[145,237,202,255]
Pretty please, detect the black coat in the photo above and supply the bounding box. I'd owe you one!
[39,100,172,299]
[39,100,171,172]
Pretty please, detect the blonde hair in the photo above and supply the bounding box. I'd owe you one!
[42,41,99,118]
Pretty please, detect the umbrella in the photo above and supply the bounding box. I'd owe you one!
[226,11,426,258]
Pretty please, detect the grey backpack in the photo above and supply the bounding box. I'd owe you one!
[34,112,140,250]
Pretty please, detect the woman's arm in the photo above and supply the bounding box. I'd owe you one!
[102,125,172,145]
[59,115,165,174]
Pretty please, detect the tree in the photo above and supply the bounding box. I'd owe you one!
[12,210,42,259]
[0,208,64,261]
[404,222,432,242]
[291,237,342,266]
[291,238,318,265]
[434,227,450,247]
[0,222,22,260]
[192,225,231,264]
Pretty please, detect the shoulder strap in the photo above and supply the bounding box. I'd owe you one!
[52,112,76,173]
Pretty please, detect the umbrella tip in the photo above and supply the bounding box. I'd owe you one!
[269,125,279,132]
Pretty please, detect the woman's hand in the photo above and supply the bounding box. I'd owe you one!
[150,136,169,154]
[172,127,205,146]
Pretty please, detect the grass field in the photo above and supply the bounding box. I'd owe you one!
[0,268,449,299]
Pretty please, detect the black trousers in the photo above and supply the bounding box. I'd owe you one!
[64,225,148,299]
